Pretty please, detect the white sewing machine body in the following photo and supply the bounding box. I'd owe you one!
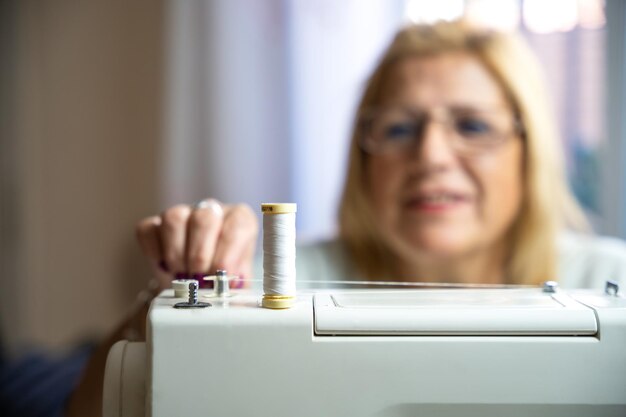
[104,286,626,417]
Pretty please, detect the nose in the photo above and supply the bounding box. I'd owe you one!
[410,119,458,172]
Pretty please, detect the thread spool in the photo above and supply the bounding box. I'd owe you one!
[261,203,297,309]
[172,279,197,298]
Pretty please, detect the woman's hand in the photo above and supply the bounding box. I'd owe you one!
[135,199,258,289]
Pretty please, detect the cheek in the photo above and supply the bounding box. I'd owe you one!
[366,158,402,217]
[475,145,524,231]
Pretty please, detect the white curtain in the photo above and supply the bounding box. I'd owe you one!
[164,0,405,241]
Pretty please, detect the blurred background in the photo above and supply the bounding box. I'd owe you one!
[1,0,625,353]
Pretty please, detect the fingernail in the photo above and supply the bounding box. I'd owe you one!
[158,260,169,272]
[234,276,244,289]
[174,272,189,280]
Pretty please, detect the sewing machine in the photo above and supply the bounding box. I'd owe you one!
[103,281,626,417]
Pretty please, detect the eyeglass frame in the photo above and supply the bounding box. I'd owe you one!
[356,105,525,156]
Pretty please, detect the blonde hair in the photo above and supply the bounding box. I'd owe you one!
[338,20,588,285]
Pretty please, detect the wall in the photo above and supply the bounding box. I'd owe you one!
[1,0,164,352]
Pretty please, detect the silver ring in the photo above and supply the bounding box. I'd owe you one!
[193,198,224,216]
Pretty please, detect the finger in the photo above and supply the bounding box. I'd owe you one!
[159,204,192,274]
[211,204,258,276]
[239,239,256,278]
[234,239,257,288]
[186,200,225,275]
[136,216,163,263]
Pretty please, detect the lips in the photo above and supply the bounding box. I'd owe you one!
[405,189,473,212]
[414,193,466,204]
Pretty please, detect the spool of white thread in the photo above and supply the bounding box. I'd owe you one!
[261,203,297,309]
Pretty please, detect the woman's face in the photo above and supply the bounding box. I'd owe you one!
[365,52,524,265]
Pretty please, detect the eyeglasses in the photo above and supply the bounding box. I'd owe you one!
[358,106,523,156]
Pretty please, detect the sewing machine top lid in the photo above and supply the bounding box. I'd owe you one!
[313,288,598,336]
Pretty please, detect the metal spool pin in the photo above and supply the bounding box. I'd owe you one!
[214,270,231,297]
[174,281,211,309]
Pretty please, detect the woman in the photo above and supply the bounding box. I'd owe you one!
[338,20,590,287]
[136,20,626,289]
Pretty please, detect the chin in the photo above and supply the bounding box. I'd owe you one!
[401,232,474,258]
